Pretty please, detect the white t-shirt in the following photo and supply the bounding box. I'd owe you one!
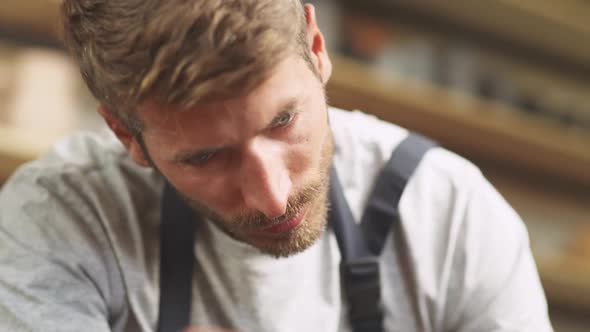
[0,107,552,331]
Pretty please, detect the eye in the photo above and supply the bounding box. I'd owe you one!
[186,150,217,166]
[272,112,295,128]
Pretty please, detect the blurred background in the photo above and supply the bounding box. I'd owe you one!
[0,0,588,330]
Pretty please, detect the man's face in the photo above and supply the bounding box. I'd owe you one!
[136,56,333,257]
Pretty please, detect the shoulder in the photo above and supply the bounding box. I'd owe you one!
[331,110,546,328]
[329,106,408,163]
[394,138,544,330]
[400,146,523,248]
[0,129,163,250]
[328,106,512,226]
[2,129,162,204]
[0,130,152,330]
[328,107,410,219]
[327,107,495,221]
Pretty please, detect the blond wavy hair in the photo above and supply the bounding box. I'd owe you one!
[61,0,311,133]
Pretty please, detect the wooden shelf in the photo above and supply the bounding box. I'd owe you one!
[539,256,590,313]
[483,166,590,311]
[0,125,53,181]
[0,0,61,38]
[344,0,590,77]
[327,55,590,188]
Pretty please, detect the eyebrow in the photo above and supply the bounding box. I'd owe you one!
[171,97,301,163]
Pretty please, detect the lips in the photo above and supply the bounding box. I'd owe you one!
[260,208,308,235]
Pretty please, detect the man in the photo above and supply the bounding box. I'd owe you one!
[0,0,553,331]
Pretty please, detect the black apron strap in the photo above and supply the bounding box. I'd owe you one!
[329,133,437,332]
[329,169,382,332]
[361,133,437,255]
[157,183,196,332]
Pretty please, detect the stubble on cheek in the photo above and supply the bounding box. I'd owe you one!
[240,130,334,258]
[171,113,334,257]
[183,175,328,258]
[175,117,335,258]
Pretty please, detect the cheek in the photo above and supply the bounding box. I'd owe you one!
[286,110,328,183]
[158,163,239,214]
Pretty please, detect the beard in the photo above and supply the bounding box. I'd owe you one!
[183,132,334,258]
[137,92,335,258]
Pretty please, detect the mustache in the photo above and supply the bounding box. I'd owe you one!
[229,179,325,229]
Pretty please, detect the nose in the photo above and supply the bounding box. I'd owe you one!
[239,138,292,219]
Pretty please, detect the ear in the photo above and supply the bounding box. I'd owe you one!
[97,106,151,167]
[303,4,332,84]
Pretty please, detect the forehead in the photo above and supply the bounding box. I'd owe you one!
[137,56,315,141]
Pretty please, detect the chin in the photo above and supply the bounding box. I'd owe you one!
[249,190,329,258]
